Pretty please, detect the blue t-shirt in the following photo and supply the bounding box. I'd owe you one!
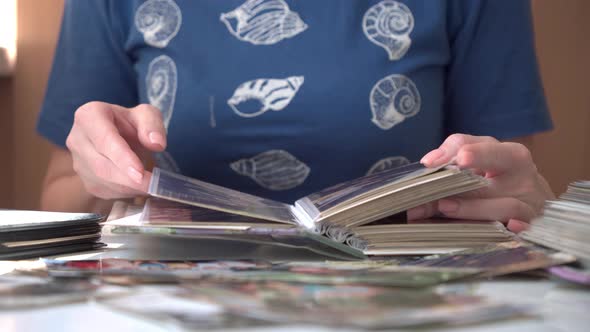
[37,0,552,203]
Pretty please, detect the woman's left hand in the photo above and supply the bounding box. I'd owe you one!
[407,134,554,233]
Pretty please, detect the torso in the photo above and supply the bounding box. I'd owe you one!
[124,0,452,202]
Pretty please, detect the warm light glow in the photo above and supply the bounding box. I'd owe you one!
[0,0,17,75]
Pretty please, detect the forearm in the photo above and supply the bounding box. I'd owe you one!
[40,173,113,214]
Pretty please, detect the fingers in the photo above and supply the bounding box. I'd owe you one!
[421,134,535,178]
[95,171,151,198]
[85,175,148,200]
[69,133,151,198]
[78,139,149,192]
[408,198,536,223]
[436,197,537,223]
[417,134,546,228]
[72,102,146,184]
[124,104,167,152]
[455,142,535,176]
[407,202,438,221]
[421,134,497,167]
[68,102,165,201]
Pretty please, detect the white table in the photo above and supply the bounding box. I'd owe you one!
[1,234,589,332]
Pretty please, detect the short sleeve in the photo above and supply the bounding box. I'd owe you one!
[444,0,552,139]
[37,0,137,147]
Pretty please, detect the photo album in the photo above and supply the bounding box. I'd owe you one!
[107,162,515,259]
[0,210,104,260]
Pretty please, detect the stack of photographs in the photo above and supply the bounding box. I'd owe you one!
[521,181,590,264]
[0,210,105,260]
[0,260,129,309]
[39,259,478,288]
[521,180,590,285]
[100,280,532,330]
[0,276,101,309]
[404,241,575,278]
[559,180,590,204]
[355,221,514,255]
[5,250,569,329]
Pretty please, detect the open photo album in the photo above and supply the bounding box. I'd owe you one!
[0,210,104,260]
[106,162,515,259]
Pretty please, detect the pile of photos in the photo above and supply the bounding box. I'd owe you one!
[0,164,588,329]
[522,180,590,284]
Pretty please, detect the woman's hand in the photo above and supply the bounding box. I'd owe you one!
[65,102,167,200]
[408,134,554,232]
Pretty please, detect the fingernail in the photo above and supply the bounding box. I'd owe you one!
[420,149,445,165]
[438,199,459,214]
[128,166,143,184]
[507,219,529,233]
[407,205,426,221]
[149,132,166,149]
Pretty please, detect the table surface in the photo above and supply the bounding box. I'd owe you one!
[1,235,589,332]
[2,279,589,332]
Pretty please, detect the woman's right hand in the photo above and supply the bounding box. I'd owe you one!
[65,102,167,200]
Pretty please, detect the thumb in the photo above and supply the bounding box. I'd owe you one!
[125,104,168,152]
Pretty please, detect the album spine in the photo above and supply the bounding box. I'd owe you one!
[290,202,316,231]
[291,198,321,230]
[148,167,161,195]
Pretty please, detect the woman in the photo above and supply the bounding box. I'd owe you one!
[37,0,554,232]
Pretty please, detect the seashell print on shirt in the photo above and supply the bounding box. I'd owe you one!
[363,0,414,61]
[370,74,421,130]
[366,156,410,175]
[146,55,177,129]
[220,0,308,45]
[135,0,182,48]
[230,150,310,191]
[228,76,304,118]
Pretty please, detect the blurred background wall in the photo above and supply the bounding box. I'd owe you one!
[0,0,63,209]
[0,77,13,207]
[530,0,590,195]
[0,0,588,210]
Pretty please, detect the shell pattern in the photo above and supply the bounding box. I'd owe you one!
[230,149,310,191]
[135,0,182,48]
[363,0,414,60]
[228,76,304,118]
[220,0,308,45]
[154,151,181,173]
[146,55,177,129]
[370,74,421,130]
[366,156,410,175]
